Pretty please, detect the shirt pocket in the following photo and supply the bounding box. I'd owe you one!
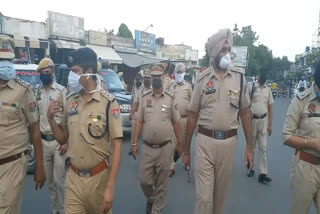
[160,105,171,121]
[84,113,107,145]
[200,91,217,110]
[0,105,23,126]
[144,107,153,122]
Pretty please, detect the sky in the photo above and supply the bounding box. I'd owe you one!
[1,0,319,61]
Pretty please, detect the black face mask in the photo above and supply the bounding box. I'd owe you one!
[152,78,162,90]
[136,81,142,88]
[40,73,53,86]
[144,79,151,88]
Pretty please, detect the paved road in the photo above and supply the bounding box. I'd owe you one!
[21,97,317,214]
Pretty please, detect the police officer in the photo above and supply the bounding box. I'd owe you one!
[48,47,123,214]
[131,63,182,214]
[169,63,192,177]
[182,29,254,214]
[0,34,45,214]
[282,63,320,214]
[248,71,273,182]
[36,58,67,214]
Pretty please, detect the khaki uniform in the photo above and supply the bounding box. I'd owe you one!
[249,82,274,174]
[169,80,192,170]
[62,90,123,214]
[136,89,180,214]
[36,81,67,214]
[131,84,143,144]
[188,67,250,214]
[0,78,39,214]
[163,76,175,92]
[282,85,320,214]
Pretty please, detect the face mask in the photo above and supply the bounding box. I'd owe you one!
[68,71,83,93]
[144,79,151,88]
[40,73,53,86]
[0,60,16,80]
[175,72,185,84]
[152,78,162,90]
[81,73,101,94]
[136,81,142,88]
[218,53,231,70]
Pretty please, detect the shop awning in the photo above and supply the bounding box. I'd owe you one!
[52,40,81,49]
[86,44,123,64]
[14,35,26,47]
[117,52,165,68]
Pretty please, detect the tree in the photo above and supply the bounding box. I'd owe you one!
[200,42,210,67]
[117,23,133,39]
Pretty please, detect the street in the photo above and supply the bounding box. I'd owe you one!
[21,97,317,214]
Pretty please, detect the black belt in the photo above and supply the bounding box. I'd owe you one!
[41,133,55,141]
[252,113,267,119]
[144,140,170,149]
[0,150,29,165]
[198,125,237,140]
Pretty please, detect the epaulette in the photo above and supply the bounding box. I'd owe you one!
[296,88,312,100]
[198,68,211,82]
[55,83,65,91]
[230,67,244,74]
[100,89,115,102]
[14,77,30,88]
[165,90,174,99]
[67,92,77,100]
[142,89,152,98]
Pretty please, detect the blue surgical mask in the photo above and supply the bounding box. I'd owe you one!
[0,60,16,80]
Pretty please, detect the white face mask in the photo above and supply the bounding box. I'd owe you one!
[175,72,185,84]
[68,72,101,93]
[218,53,231,70]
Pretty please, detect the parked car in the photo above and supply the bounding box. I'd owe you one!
[245,76,255,84]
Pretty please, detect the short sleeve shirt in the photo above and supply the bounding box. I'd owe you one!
[136,90,180,144]
[0,78,39,158]
[249,82,274,115]
[61,90,123,169]
[188,67,250,131]
[169,81,192,117]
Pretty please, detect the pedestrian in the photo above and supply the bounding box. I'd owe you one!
[282,63,320,214]
[247,71,273,183]
[298,77,307,92]
[0,34,46,214]
[182,29,254,214]
[36,58,67,214]
[47,47,123,214]
[131,62,182,214]
[168,62,192,177]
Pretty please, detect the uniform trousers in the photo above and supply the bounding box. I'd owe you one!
[170,117,187,170]
[42,139,66,214]
[291,151,320,214]
[0,152,27,214]
[195,134,237,214]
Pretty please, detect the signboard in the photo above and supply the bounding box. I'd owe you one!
[48,11,84,40]
[231,46,248,67]
[88,30,107,46]
[135,30,156,53]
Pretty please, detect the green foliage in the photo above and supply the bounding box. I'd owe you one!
[117,23,133,39]
[307,48,320,69]
[200,43,210,67]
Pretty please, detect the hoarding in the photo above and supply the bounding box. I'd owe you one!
[231,46,248,67]
[48,11,84,40]
[135,30,156,53]
[88,30,107,46]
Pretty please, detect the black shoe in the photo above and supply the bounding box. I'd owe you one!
[247,170,254,177]
[258,174,272,183]
[146,201,153,214]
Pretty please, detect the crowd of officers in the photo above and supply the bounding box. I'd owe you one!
[0,26,320,214]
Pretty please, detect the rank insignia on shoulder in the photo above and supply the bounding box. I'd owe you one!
[29,101,37,112]
[205,80,216,95]
[113,109,120,119]
[147,99,152,108]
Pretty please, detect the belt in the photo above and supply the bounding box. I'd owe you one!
[252,113,267,119]
[295,150,320,165]
[198,125,237,140]
[144,140,170,149]
[41,133,55,141]
[180,115,188,118]
[0,150,28,165]
[70,160,108,177]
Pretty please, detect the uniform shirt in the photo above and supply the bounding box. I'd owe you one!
[249,82,274,116]
[136,89,180,144]
[188,66,250,131]
[132,84,143,102]
[135,86,152,104]
[163,76,175,92]
[282,84,320,157]
[36,81,67,134]
[61,89,123,169]
[0,78,39,158]
[169,80,192,117]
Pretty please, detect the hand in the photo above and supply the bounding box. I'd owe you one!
[59,143,68,155]
[182,153,191,167]
[34,164,46,190]
[101,186,114,213]
[47,100,62,120]
[267,125,272,136]
[129,112,133,121]
[244,147,254,172]
[131,145,139,160]
[175,142,183,154]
